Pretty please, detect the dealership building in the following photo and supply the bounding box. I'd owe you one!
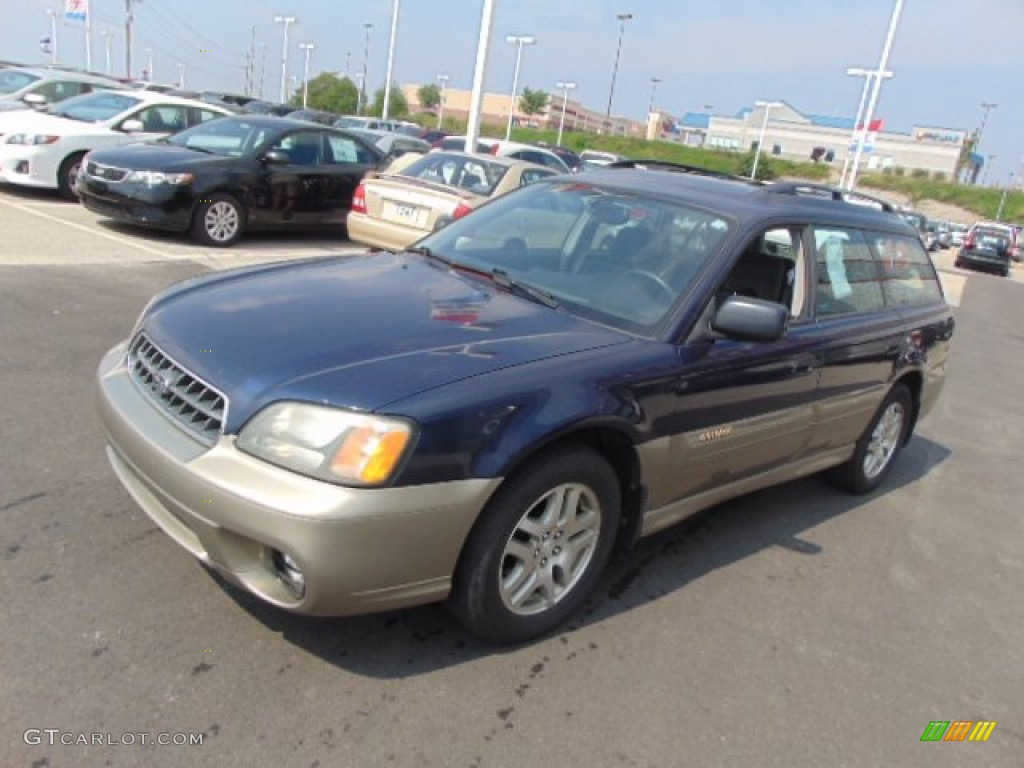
[402,85,970,179]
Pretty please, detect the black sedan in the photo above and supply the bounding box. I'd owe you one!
[76,115,384,246]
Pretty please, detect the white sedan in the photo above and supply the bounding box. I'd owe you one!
[0,90,231,197]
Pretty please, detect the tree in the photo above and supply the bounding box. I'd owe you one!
[518,87,549,116]
[298,72,359,115]
[417,82,441,112]
[369,85,409,118]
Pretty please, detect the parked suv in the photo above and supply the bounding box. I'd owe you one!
[955,221,1015,276]
[97,168,954,643]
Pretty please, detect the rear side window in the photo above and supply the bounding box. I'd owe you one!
[869,233,943,307]
[813,227,885,317]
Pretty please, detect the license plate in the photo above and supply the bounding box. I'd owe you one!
[393,203,418,220]
[383,199,424,226]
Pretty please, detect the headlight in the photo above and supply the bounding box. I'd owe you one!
[6,134,60,145]
[237,402,416,486]
[124,170,194,186]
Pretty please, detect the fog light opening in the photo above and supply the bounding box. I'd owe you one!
[272,549,306,599]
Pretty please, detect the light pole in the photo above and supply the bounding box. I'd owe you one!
[358,23,372,115]
[847,0,904,191]
[100,29,113,75]
[504,34,536,140]
[465,0,497,153]
[996,173,1014,221]
[381,0,401,121]
[749,100,782,180]
[258,42,267,99]
[605,13,633,128]
[146,47,153,81]
[177,62,186,89]
[298,42,315,108]
[555,81,576,146]
[274,15,297,104]
[648,77,661,117]
[976,102,998,148]
[840,66,892,189]
[46,9,59,66]
[436,73,450,129]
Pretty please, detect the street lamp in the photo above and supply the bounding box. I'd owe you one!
[100,29,113,75]
[177,62,186,89]
[381,0,401,121]
[847,0,905,192]
[504,34,536,140]
[647,76,661,117]
[274,15,297,104]
[46,9,59,66]
[146,48,154,82]
[605,13,633,126]
[555,81,576,146]
[436,73,450,129]
[976,102,998,147]
[358,23,372,115]
[749,100,782,180]
[840,66,892,189]
[298,42,315,108]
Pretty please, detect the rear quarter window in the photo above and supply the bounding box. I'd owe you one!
[869,232,944,307]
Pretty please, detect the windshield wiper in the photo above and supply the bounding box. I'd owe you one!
[490,268,559,309]
[405,245,452,267]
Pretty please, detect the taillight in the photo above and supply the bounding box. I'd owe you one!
[489,143,499,155]
[453,202,473,219]
[963,232,974,250]
[352,182,367,214]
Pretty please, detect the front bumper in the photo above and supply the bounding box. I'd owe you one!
[0,144,59,189]
[97,342,500,616]
[77,175,192,232]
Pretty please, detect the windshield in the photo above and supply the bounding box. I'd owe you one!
[400,152,510,196]
[416,181,734,335]
[0,70,39,95]
[49,91,142,122]
[165,117,273,156]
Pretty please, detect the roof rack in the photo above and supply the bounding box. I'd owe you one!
[605,159,748,182]
[767,182,895,213]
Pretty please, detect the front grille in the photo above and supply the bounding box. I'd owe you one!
[129,335,227,442]
[86,161,127,182]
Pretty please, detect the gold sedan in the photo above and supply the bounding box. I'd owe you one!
[347,150,558,252]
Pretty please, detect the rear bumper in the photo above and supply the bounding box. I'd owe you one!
[346,210,428,252]
[958,248,1009,272]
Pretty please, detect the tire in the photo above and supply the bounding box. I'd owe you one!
[449,444,621,644]
[827,383,912,494]
[57,153,86,200]
[190,193,245,247]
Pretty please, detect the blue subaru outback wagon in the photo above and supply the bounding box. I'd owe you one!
[98,165,954,643]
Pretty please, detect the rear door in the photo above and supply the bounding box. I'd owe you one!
[320,131,380,223]
[807,225,907,454]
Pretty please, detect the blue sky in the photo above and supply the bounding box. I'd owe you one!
[8,0,1024,184]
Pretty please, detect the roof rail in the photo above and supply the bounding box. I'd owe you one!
[605,159,748,182]
[767,182,895,213]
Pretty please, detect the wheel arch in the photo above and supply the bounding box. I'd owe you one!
[894,370,923,443]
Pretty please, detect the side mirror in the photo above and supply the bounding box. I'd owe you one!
[711,295,789,342]
[121,119,145,133]
[262,149,290,165]
[22,93,47,107]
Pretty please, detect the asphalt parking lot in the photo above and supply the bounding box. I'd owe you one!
[1,187,1021,768]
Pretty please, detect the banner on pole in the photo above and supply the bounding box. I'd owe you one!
[65,0,89,22]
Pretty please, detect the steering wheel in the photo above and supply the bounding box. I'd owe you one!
[624,269,676,303]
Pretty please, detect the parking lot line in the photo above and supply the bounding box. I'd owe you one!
[0,194,172,259]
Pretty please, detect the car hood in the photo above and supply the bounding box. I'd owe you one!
[140,253,630,432]
[85,142,234,171]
